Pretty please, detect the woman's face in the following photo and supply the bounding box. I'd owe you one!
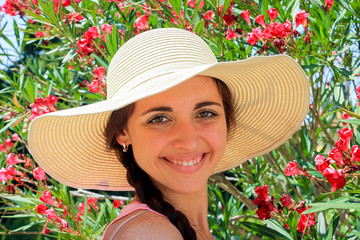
[117,75,227,194]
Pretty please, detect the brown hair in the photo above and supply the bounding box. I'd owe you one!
[104,78,236,239]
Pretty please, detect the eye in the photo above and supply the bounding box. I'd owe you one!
[197,110,217,119]
[147,115,171,124]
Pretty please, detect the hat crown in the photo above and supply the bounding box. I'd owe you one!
[106,28,218,99]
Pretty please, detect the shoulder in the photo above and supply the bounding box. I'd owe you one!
[103,210,183,240]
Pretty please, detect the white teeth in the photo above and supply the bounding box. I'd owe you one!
[165,155,203,167]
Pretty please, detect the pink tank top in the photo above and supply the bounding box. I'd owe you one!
[101,202,166,240]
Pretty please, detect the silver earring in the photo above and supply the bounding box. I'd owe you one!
[122,143,128,152]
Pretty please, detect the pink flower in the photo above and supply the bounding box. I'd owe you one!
[35,31,46,38]
[42,225,50,234]
[29,95,58,121]
[188,0,205,9]
[11,133,20,142]
[88,79,101,93]
[255,14,266,27]
[0,167,13,181]
[45,207,59,220]
[4,139,14,149]
[315,155,330,174]
[323,168,346,191]
[240,10,251,25]
[295,10,310,29]
[36,203,48,214]
[134,14,149,30]
[298,213,316,233]
[225,28,239,40]
[33,167,47,180]
[284,160,302,176]
[94,66,105,82]
[101,23,113,34]
[6,166,22,176]
[40,191,56,206]
[280,194,292,207]
[6,153,23,166]
[267,8,278,22]
[60,219,69,231]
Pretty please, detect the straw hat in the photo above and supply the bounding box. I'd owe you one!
[28,28,310,191]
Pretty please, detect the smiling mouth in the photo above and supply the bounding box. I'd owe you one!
[163,153,205,167]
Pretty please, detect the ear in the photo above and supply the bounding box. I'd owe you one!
[115,128,131,146]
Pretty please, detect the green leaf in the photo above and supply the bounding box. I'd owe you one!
[265,219,293,240]
[330,9,346,40]
[333,83,345,105]
[339,107,360,119]
[194,19,204,36]
[304,203,360,214]
[0,194,38,205]
[241,221,290,239]
[324,213,340,240]
[335,0,360,18]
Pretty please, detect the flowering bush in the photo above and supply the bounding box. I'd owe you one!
[1,0,360,239]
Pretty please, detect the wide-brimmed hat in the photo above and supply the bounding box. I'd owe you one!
[28,28,310,191]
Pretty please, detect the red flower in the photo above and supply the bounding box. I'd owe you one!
[76,38,92,56]
[35,31,46,38]
[225,28,239,40]
[298,213,316,233]
[267,8,278,22]
[42,225,50,235]
[240,10,251,25]
[323,168,346,191]
[83,26,100,42]
[0,144,5,152]
[40,190,56,206]
[67,12,84,23]
[356,85,360,99]
[280,194,292,207]
[253,186,275,220]
[33,167,47,180]
[324,0,334,10]
[351,145,360,162]
[255,14,266,27]
[284,160,302,176]
[328,147,344,167]
[204,10,214,22]
[45,207,59,220]
[36,203,48,214]
[113,199,124,208]
[88,79,101,93]
[335,128,353,151]
[315,155,330,174]
[134,14,149,30]
[29,96,58,121]
[247,33,259,46]
[6,153,23,166]
[295,10,310,29]
[341,113,352,125]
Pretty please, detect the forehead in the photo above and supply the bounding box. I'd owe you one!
[134,76,222,110]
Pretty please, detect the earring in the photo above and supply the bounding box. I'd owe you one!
[122,143,128,152]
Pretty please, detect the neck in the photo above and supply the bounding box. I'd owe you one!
[158,183,211,235]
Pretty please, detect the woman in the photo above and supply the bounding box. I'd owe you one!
[28,28,310,239]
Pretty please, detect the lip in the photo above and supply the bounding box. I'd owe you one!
[160,153,207,174]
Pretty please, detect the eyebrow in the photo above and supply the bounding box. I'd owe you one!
[141,101,222,116]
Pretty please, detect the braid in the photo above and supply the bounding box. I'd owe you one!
[105,106,197,240]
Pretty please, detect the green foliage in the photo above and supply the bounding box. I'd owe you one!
[0,0,359,239]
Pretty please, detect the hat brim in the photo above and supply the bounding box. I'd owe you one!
[28,55,309,191]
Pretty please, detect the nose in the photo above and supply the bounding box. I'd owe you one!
[171,119,200,151]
